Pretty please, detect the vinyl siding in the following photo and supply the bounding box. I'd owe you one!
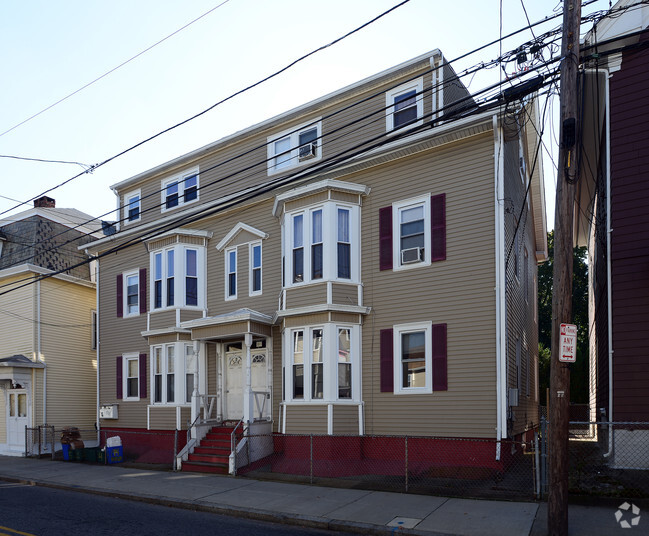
[285,284,328,309]
[331,283,358,306]
[502,137,540,436]
[284,405,327,434]
[148,406,182,430]
[0,274,36,359]
[39,278,97,429]
[0,394,5,442]
[333,405,359,435]
[361,132,498,438]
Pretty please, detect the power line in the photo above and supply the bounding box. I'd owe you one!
[0,154,91,170]
[0,0,233,139]
[0,0,413,218]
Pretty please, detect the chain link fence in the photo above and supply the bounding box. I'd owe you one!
[537,418,649,498]
[236,433,539,500]
[25,426,184,469]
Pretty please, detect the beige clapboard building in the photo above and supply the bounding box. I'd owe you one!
[86,50,546,470]
[0,197,100,455]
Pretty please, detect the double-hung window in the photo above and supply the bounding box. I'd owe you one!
[285,324,359,402]
[393,322,432,394]
[123,271,140,317]
[250,242,262,295]
[226,248,237,299]
[151,245,204,310]
[161,168,199,212]
[123,354,140,400]
[124,190,141,224]
[283,203,359,287]
[386,78,424,132]
[268,121,322,174]
[152,342,194,405]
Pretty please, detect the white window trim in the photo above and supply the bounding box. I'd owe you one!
[150,342,193,406]
[225,246,237,301]
[283,323,360,403]
[267,120,322,175]
[123,352,140,401]
[386,78,424,133]
[123,269,140,317]
[249,241,262,296]
[91,310,97,350]
[393,321,433,395]
[160,167,200,213]
[123,189,141,225]
[392,195,431,271]
[150,244,205,311]
[282,202,359,288]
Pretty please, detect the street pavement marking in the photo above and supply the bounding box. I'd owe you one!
[0,525,37,536]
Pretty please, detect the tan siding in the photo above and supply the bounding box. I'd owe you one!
[39,278,97,429]
[179,310,202,323]
[249,322,272,337]
[283,313,330,328]
[0,392,5,442]
[99,249,150,429]
[0,274,35,359]
[206,342,217,397]
[503,138,540,435]
[285,405,327,434]
[33,369,43,426]
[331,313,362,323]
[331,284,358,306]
[360,133,498,438]
[193,322,248,339]
[272,327,282,432]
[330,192,361,204]
[229,230,263,248]
[149,311,177,331]
[286,284,327,309]
[148,406,180,430]
[284,192,329,212]
[333,405,359,435]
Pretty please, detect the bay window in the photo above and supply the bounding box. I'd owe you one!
[151,342,194,405]
[284,324,359,402]
[283,202,359,287]
[150,245,205,310]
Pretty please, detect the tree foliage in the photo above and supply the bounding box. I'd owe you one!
[537,230,589,404]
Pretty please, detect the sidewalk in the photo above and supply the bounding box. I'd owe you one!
[0,456,643,535]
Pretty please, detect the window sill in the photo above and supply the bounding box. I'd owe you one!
[160,198,199,214]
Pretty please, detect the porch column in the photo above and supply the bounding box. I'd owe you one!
[190,341,200,438]
[243,333,253,424]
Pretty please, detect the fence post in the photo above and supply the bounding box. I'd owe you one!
[405,436,409,493]
[540,416,548,496]
[534,431,541,499]
[173,429,178,471]
[310,435,313,485]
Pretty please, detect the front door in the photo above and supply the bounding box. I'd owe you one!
[251,349,270,420]
[225,344,243,420]
[7,389,28,450]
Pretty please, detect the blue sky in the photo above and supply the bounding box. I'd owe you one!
[0,0,610,228]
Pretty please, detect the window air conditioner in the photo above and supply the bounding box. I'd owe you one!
[508,388,519,407]
[298,142,317,161]
[401,247,423,264]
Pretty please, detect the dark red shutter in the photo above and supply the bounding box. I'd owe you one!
[380,328,394,392]
[116,274,123,318]
[431,194,446,262]
[139,353,147,398]
[432,323,448,391]
[116,356,123,399]
[379,206,393,270]
[139,268,147,314]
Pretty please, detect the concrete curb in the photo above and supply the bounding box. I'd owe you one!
[0,474,450,536]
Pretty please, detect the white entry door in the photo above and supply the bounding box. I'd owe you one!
[225,344,243,420]
[7,390,28,450]
[251,349,270,420]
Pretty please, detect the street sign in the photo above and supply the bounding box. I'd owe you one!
[559,323,577,362]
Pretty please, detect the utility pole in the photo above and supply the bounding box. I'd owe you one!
[548,1,581,535]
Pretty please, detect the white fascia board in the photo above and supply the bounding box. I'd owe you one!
[272,179,371,217]
[215,223,269,251]
[111,50,443,193]
[0,263,96,289]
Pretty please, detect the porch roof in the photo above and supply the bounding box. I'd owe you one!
[0,355,44,369]
[180,308,274,340]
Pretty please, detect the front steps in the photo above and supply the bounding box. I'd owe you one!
[182,424,235,474]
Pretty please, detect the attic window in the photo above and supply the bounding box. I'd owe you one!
[386,78,424,132]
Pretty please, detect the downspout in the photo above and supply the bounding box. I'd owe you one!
[37,279,46,425]
[603,70,614,457]
[493,114,507,455]
[91,252,100,446]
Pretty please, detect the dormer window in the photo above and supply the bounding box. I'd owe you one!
[161,168,199,212]
[123,190,141,224]
[268,121,322,174]
[386,78,424,132]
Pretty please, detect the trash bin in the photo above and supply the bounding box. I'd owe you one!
[106,446,123,464]
[62,444,70,461]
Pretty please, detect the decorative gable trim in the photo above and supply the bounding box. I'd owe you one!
[216,222,268,251]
